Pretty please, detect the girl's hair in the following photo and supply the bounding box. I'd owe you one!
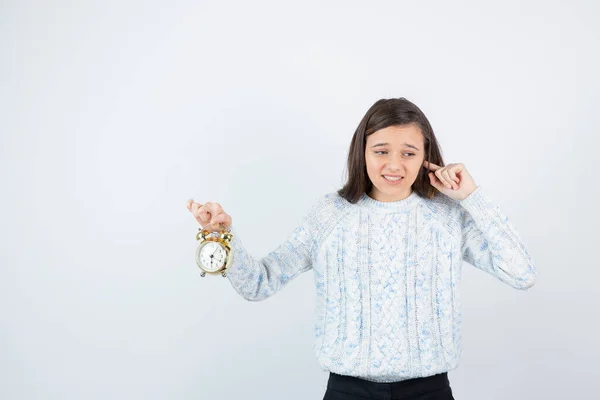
[337,97,445,203]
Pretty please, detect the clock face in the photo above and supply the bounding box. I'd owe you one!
[197,241,226,272]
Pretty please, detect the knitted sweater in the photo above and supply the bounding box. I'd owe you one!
[225,186,537,382]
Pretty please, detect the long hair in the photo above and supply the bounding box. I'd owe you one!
[338,98,445,203]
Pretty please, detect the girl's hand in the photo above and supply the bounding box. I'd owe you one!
[186,199,233,232]
[423,161,478,201]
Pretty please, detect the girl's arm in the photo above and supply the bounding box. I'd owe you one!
[225,194,335,301]
[458,186,537,290]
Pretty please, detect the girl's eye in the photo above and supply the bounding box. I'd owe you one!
[374,151,415,156]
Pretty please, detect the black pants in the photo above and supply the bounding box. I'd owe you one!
[323,371,455,400]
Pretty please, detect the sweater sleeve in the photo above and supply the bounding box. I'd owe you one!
[458,186,537,290]
[224,194,333,301]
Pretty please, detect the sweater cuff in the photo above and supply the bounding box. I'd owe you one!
[226,226,243,274]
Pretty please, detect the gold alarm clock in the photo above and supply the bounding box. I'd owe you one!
[195,222,234,277]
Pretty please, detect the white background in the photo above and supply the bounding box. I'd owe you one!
[1,0,598,399]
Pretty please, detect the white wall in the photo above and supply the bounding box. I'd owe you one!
[1,0,598,398]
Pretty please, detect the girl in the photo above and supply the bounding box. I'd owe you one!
[186,98,537,400]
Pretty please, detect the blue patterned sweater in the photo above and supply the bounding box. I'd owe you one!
[225,186,537,382]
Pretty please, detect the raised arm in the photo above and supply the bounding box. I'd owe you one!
[458,186,537,290]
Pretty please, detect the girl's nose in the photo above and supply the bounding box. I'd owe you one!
[386,157,404,171]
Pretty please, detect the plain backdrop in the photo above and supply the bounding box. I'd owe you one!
[1,0,599,399]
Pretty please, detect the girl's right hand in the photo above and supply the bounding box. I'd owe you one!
[186,199,233,232]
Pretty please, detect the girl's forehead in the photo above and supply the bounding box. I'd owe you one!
[367,125,424,147]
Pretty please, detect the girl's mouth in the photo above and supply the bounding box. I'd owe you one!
[382,175,403,184]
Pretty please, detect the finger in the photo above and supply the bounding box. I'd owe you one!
[429,173,445,193]
[194,206,210,225]
[195,203,212,225]
[191,201,202,214]
[428,172,444,191]
[197,212,211,226]
[205,203,223,223]
[188,199,202,212]
[212,212,226,224]
[423,160,441,171]
[447,166,460,185]
[441,169,458,189]
[435,168,453,190]
[212,212,232,228]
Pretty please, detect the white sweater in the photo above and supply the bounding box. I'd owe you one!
[225,186,537,382]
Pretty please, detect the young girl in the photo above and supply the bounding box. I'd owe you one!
[186,98,537,400]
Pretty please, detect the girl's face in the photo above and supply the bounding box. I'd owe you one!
[365,123,425,202]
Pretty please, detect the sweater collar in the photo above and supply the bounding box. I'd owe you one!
[357,190,421,211]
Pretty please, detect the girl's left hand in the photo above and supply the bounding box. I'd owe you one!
[423,160,478,201]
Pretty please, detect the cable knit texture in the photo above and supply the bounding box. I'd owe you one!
[225,186,536,382]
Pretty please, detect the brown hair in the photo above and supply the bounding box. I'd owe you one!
[338,97,445,203]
